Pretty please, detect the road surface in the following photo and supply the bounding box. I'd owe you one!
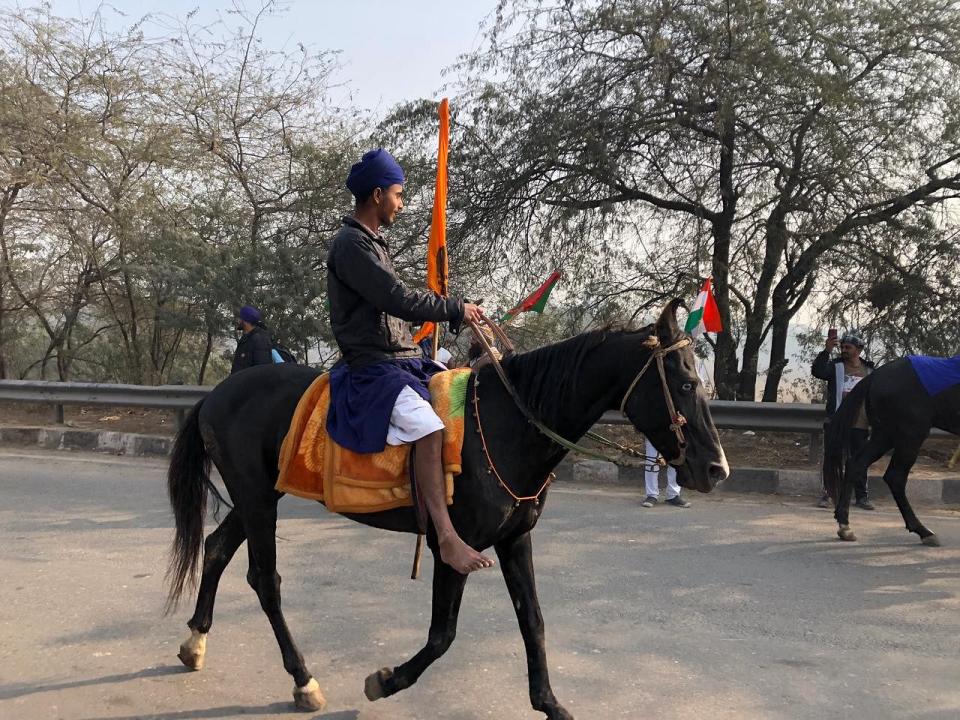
[1,449,958,719]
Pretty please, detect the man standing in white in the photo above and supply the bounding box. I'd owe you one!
[640,278,721,508]
[641,437,691,508]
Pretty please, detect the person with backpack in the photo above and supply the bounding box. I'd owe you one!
[231,305,275,373]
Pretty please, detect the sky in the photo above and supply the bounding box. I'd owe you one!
[37,0,499,112]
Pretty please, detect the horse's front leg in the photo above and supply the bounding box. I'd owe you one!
[364,549,468,701]
[496,531,573,720]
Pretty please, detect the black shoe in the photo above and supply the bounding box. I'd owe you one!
[641,496,658,508]
[855,498,875,511]
[666,495,691,508]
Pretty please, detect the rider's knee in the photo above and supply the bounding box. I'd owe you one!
[414,430,443,449]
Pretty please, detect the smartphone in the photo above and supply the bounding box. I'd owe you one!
[828,327,838,342]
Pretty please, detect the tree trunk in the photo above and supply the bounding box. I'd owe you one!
[762,315,790,402]
[710,104,739,400]
[0,276,6,380]
[198,330,214,384]
[711,230,739,400]
[762,272,815,401]
[736,220,789,400]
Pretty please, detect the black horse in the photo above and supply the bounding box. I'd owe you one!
[165,301,729,719]
[824,357,960,546]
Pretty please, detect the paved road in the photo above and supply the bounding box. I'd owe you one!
[1,449,958,720]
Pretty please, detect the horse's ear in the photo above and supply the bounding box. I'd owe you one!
[654,298,683,341]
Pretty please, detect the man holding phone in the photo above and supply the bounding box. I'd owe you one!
[811,329,876,509]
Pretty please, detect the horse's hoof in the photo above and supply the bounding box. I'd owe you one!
[293,678,326,712]
[546,708,575,720]
[177,629,206,671]
[364,667,393,701]
[922,534,941,547]
[837,526,857,542]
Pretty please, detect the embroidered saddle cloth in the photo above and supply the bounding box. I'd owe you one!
[276,368,471,513]
[907,355,960,397]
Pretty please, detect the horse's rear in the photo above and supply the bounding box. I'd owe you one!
[199,364,320,480]
[825,358,944,546]
[166,363,330,711]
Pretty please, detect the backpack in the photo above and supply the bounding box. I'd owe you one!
[271,341,298,364]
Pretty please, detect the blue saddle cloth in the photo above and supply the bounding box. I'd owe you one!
[907,355,960,396]
[326,357,444,454]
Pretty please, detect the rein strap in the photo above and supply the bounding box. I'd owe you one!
[468,317,691,468]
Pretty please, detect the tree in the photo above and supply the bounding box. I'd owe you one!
[0,2,358,383]
[445,0,960,399]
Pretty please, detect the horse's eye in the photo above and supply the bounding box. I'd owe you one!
[681,382,693,392]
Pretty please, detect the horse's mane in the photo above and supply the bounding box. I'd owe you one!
[496,324,655,425]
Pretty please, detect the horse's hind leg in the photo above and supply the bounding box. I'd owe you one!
[242,500,326,712]
[365,550,468,701]
[495,532,573,720]
[835,431,891,542]
[178,509,246,670]
[885,441,939,546]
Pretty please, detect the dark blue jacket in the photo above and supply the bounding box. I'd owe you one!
[231,326,273,374]
[326,217,463,368]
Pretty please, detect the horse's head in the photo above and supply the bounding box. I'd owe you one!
[621,299,729,493]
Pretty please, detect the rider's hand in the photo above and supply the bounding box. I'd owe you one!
[825,335,838,352]
[463,303,484,323]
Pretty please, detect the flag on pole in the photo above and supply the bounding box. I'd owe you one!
[500,270,562,324]
[684,277,723,337]
[413,98,450,346]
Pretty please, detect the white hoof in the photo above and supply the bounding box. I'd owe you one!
[837,525,857,542]
[177,629,207,671]
[293,677,326,712]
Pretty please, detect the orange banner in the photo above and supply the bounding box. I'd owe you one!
[414,98,450,347]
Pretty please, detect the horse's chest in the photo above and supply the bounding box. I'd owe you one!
[499,502,544,536]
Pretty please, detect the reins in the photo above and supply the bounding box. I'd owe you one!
[467,317,618,463]
[466,316,693,505]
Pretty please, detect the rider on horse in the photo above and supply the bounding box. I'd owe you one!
[325,148,494,575]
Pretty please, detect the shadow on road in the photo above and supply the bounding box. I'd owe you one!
[0,664,184,700]
[78,708,359,720]
[0,663,362,718]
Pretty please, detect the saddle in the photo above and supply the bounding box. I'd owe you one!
[276,369,470,513]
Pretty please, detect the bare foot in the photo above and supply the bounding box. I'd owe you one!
[438,533,494,574]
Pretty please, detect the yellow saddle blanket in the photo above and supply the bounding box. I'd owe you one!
[276,368,471,513]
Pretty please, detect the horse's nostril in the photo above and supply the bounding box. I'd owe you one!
[709,463,728,482]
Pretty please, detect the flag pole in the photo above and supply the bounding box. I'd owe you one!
[412,97,450,581]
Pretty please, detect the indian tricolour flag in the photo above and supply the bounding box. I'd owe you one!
[684,278,723,338]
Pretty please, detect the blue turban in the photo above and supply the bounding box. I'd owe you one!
[346,148,405,199]
[239,305,262,324]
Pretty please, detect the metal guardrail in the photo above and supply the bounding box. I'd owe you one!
[599,400,827,432]
[0,380,208,409]
[0,379,828,434]
[2,380,949,465]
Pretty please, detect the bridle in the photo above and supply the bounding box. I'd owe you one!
[466,317,694,504]
[618,335,693,466]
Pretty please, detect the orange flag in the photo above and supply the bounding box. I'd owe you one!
[414,98,450,346]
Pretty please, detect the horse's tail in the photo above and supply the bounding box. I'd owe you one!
[822,374,873,502]
[165,398,221,614]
